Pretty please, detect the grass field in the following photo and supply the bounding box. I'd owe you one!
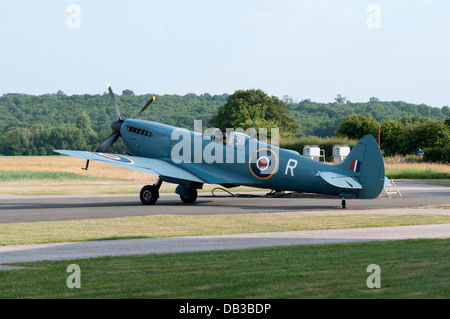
[0,156,449,195]
[2,213,450,245]
[383,157,450,179]
[0,171,110,182]
[0,156,156,182]
[1,239,448,298]
[385,166,450,179]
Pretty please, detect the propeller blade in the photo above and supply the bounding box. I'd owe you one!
[108,84,122,121]
[83,84,123,171]
[95,131,120,153]
[133,95,155,119]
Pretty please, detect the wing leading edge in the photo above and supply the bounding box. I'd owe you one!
[53,150,205,184]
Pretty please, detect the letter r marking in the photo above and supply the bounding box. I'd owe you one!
[285,159,298,176]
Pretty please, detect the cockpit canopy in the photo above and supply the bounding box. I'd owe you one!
[203,128,251,149]
[228,131,249,149]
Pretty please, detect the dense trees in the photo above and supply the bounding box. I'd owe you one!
[209,89,299,137]
[0,92,228,156]
[382,118,450,162]
[0,91,448,161]
[335,114,450,162]
[380,120,403,156]
[336,114,379,140]
[0,92,229,133]
[0,124,88,156]
[287,99,446,137]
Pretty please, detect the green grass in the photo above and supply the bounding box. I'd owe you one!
[0,171,109,182]
[2,213,450,245]
[385,168,450,179]
[1,239,448,298]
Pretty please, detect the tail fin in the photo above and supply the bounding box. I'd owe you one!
[337,135,385,199]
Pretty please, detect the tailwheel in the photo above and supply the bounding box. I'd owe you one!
[180,188,198,204]
[341,199,346,209]
[140,185,159,205]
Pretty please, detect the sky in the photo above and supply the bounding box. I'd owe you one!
[1,0,449,107]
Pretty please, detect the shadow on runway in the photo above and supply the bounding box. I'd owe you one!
[0,197,342,211]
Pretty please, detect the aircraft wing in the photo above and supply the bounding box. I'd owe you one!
[54,150,205,183]
[317,171,363,189]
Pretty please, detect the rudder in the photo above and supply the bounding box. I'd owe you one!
[337,135,385,199]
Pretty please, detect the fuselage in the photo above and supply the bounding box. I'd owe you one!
[119,119,350,196]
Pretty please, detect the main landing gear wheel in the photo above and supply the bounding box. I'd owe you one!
[180,188,198,204]
[341,199,346,209]
[140,185,159,205]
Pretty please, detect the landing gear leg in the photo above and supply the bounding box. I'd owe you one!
[341,199,346,209]
[140,177,162,205]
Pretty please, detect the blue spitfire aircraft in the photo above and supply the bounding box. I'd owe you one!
[54,85,386,208]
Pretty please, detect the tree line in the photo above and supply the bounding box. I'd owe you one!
[0,90,448,162]
[0,91,228,156]
[287,97,448,137]
[336,113,450,162]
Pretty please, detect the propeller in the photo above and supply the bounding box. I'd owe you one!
[108,84,123,121]
[82,85,155,170]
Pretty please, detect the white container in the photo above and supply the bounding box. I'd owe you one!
[303,145,321,161]
[333,145,350,164]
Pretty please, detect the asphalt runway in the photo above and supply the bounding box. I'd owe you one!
[0,181,449,223]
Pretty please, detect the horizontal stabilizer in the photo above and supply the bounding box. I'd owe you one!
[317,171,363,189]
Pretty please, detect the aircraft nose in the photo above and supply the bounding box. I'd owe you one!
[110,120,123,133]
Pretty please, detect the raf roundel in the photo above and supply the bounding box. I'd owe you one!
[90,152,134,165]
[256,156,269,171]
[249,149,278,180]
[99,153,121,160]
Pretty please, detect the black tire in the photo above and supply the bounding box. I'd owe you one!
[180,188,198,204]
[140,185,158,205]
